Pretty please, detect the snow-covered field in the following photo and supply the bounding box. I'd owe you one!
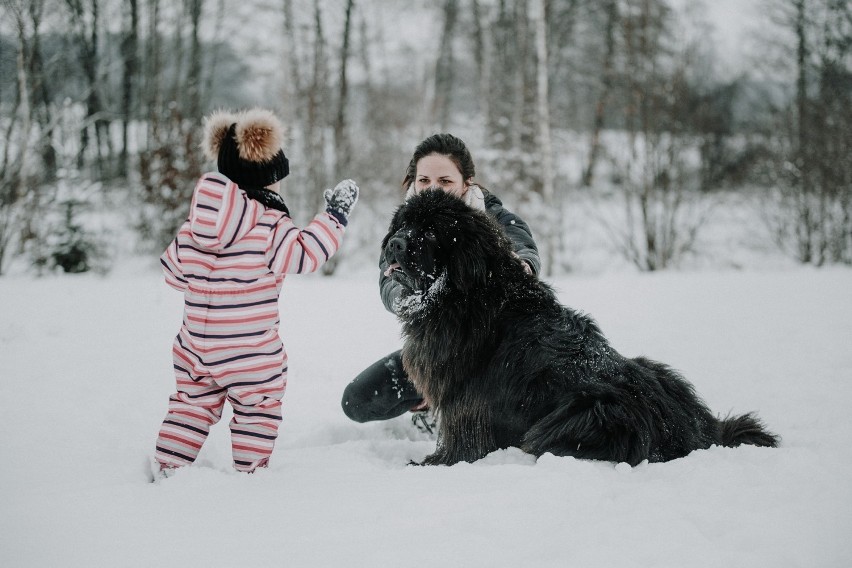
[1,262,851,567]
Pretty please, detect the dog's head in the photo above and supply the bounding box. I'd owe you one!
[382,190,513,297]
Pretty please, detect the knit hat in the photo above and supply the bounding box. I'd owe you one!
[202,108,289,189]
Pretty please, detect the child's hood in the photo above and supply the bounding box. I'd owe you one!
[188,172,264,251]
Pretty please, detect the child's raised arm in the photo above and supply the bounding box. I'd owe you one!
[267,179,359,275]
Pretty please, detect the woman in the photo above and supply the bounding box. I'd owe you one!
[340,133,541,430]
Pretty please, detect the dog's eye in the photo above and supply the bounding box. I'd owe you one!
[423,230,437,241]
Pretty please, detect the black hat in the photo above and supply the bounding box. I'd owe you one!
[203,108,289,189]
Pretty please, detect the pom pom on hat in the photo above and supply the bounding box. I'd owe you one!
[235,108,285,163]
[202,110,238,162]
[202,108,289,189]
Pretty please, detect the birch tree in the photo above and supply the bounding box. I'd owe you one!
[65,0,110,174]
[333,0,354,179]
[119,0,139,178]
[582,0,618,187]
[532,0,556,276]
[324,0,355,277]
[760,0,852,265]
[432,0,458,131]
[0,0,35,274]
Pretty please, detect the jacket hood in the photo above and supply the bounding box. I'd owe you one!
[189,173,264,251]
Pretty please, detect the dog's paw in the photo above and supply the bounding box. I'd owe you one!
[418,451,461,467]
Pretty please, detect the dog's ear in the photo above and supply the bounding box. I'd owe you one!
[444,213,500,293]
[447,247,489,293]
[382,205,405,250]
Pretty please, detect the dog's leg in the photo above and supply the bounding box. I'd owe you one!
[521,387,654,466]
[419,402,498,465]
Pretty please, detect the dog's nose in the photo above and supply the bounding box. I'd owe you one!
[387,235,407,255]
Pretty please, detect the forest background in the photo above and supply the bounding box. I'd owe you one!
[1,0,850,277]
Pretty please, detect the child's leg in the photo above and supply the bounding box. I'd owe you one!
[218,338,288,472]
[154,338,226,469]
[228,386,285,472]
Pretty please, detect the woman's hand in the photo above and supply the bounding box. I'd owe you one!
[511,251,533,275]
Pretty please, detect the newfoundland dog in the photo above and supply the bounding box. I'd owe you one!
[382,189,779,466]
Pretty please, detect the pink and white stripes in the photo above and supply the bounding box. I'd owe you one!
[155,173,346,472]
[155,331,287,472]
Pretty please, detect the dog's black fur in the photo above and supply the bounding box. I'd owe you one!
[382,190,779,466]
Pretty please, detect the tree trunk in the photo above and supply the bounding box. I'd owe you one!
[26,1,57,182]
[432,0,458,130]
[200,0,227,107]
[510,0,529,150]
[307,0,329,200]
[532,0,555,276]
[794,0,813,263]
[282,0,304,130]
[185,0,204,175]
[324,0,355,277]
[186,0,203,122]
[66,0,104,173]
[0,4,33,274]
[470,0,490,119]
[120,0,139,178]
[143,0,162,136]
[333,0,354,178]
[583,0,618,187]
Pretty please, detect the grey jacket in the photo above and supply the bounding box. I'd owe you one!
[379,190,541,314]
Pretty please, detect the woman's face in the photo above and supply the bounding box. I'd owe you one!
[414,153,470,197]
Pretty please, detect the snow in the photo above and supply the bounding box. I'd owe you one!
[2,262,852,567]
[394,269,448,319]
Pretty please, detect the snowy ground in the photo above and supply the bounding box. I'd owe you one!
[1,262,851,567]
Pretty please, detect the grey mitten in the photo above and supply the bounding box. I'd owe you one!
[324,179,359,226]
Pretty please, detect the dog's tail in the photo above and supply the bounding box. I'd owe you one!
[717,412,780,448]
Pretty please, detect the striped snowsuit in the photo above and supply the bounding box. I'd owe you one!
[154,172,345,472]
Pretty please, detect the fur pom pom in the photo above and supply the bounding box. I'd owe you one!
[202,110,237,162]
[234,108,284,163]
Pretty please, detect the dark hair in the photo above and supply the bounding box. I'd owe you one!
[402,133,476,189]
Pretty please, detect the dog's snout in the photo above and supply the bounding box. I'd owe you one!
[387,235,407,255]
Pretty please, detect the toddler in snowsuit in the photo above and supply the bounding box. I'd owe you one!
[153,108,358,475]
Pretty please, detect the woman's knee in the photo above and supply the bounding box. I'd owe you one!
[340,352,420,422]
[341,380,373,422]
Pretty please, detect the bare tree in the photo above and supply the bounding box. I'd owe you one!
[582,0,618,187]
[25,0,57,182]
[0,0,37,273]
[470,0,490,119]
[135,0,217,249]
[324,0,356,277]
[511,0,533,150]
[119,0,139,178]
[281,0,304,129]
[1,0,118,274]
[606,0,712,271]
[333,0,355,179]
[185,0,203,126]
[758,0,852,265]
[64,0,110,175]
[307,0,330,199]
[432,0,458,131]
[531,0,556,276]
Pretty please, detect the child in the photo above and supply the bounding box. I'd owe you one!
[152,108,358,477]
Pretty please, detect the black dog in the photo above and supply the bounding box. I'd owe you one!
[382,190,779,466]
